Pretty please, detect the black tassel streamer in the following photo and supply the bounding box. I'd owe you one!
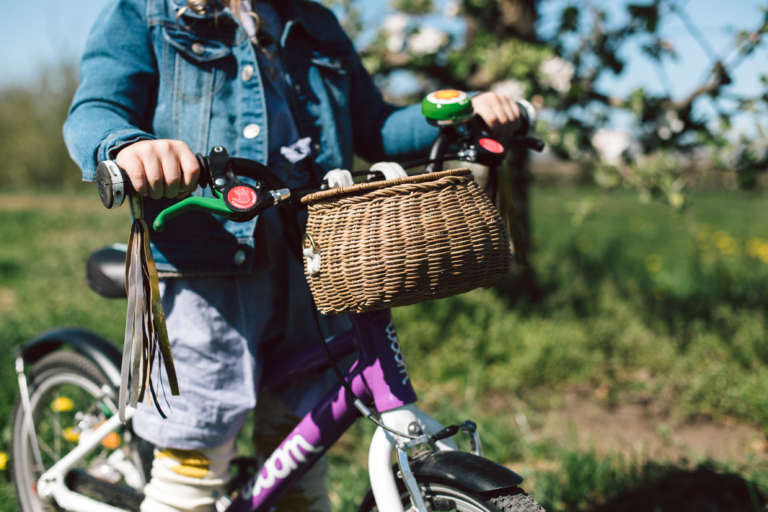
[119,196,179,422]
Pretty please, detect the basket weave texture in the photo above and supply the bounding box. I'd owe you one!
[301,169,511,314]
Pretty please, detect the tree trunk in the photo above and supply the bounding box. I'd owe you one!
[497,0,537,290]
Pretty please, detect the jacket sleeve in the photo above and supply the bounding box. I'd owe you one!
[301,5,438,163]
[63,0,158,181]
[347,54,439,164]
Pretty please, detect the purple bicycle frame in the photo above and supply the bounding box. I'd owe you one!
[225,309,418,511]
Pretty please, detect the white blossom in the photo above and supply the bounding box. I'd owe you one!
[408,26,447,55]
[665,110,684,133]
[491,79,525,100]
[540,57,574,94]
[443,0,460,17]
[386,33,405,53]
[383,13,409,34]
[657,126,672,140]
[591,129,630,165]
[383,13,409,53]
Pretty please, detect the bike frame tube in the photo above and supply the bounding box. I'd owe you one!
[37,406,137,512]
[26,310,419,512]
[351,310,418,412]
[20,330,357,512]
[260,329,356,394]
[226,309,418,511]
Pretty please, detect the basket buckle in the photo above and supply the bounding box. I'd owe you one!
[303,233,321,276]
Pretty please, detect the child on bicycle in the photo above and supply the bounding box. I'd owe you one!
[64,0,527,510]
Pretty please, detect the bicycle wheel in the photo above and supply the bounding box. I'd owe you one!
[11,350,145,512]
[359,478,545,512]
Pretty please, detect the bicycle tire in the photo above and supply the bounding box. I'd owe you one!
[359,478,545,512]
[11,350,145,512]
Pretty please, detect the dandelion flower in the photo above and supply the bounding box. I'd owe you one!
[645,253,663,273]
[713,231,736,255]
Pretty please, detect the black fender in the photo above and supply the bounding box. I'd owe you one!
[411,450,524,493]
[19,327,122,389]
[358,450,524,510]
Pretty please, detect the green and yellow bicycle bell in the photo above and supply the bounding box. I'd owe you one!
[421,89,474,126]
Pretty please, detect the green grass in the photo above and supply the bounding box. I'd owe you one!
[2,186,768,511]
[0,190,127,510]
[530,188,768,427]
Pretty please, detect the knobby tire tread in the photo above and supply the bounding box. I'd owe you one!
[359,475,546,511]
[489,493,546,512]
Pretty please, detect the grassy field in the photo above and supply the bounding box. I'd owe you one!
[1,186,767,511]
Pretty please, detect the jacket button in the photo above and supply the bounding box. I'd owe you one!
[243,123,261,138]
[241,65,254,82]
[233,249,246,265]
[191,43,205,55]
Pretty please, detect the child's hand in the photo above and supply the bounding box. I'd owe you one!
[115,139,200,199]
[471,92,525,138]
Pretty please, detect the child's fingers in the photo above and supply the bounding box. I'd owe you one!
[115,139,201,199]
[500,98,521,129]
[177,144,201,194]
[161,151,182,199]
[116,150,149,197]
[472,94,499,128]
[141,151,165,200]
[472,92,523,136]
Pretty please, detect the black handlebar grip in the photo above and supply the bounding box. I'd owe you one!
[95,160,131,209]
[515,136,546,153]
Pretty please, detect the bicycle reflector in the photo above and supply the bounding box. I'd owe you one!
[422,89,474,125]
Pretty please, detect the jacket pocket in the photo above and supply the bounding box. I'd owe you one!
[161,25,233,102]
[310,54,348,75]
[306,48,354,168]
[309,49,352,104]
[162,25,233,63]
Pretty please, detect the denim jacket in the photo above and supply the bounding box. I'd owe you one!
[64,0,438,275]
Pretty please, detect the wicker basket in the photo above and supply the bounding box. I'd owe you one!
[300,169,511,314]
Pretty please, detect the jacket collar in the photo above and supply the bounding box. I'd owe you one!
[274,0,347,45]
[167,0,340,44]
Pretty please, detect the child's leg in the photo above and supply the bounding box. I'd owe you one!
[140,394,331,512]
[251,392,331,512]
[140,438,236,512]
[131,276,262,511]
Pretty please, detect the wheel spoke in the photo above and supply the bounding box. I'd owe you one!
[35,435,58,466]
[54,411,62,459]
[12,354,132,512]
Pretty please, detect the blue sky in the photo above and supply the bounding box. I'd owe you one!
[1,0,766,132]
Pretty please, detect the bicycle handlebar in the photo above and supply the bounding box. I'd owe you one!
[96,146,295,231]
[96,90,545,232]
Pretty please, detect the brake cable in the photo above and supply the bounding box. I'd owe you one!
[307,304,421,441]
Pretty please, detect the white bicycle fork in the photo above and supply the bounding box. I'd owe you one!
[368,404,458,512]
